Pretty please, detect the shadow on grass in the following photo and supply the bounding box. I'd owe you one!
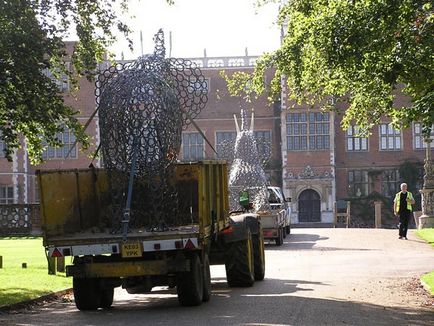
[0,288,50,307]
[1,278,432,326]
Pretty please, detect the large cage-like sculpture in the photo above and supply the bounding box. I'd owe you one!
[219,108,271,212]
[96,30,208,232]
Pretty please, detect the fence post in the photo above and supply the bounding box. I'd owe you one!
[56,257,65,273]
[374,201,382,228]
[47,256,56,275]
[0,255,2,268]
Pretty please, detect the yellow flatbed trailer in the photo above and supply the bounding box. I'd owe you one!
[38,161,265,310]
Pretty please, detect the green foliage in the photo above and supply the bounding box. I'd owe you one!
[0,0,133,163]
[234,0,434,137]
[0,237,71,306]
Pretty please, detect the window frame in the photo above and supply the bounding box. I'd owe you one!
[41,128,77,160]
[381,169,400,197]
[286,112,330,151]
[0,185,14,204]
[346,125,368,152]
[413,123,434,150]
[347,170,369,197]
[182,132,205,161]
[379,123,402,151]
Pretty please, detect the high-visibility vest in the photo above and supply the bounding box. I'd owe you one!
[394,191,414,212]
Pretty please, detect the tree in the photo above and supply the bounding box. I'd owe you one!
[0,0,132,163]
[230,0,434,137]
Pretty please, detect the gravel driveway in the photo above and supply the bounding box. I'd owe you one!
[1,228,433,325]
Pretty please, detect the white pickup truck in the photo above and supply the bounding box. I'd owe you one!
[260,186,291,245]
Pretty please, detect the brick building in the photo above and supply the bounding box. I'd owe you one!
[280,90,434,224]
[179,56,282,185]
[1,46,433,228]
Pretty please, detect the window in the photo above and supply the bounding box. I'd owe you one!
[379,124,402,150]
[413,123,434,149]
[42,128,77,160]
[346,125,368,151]
[254,130,272,157]
[182,133,204,161]
[43,63,70,92]
[348,170,369,197]
[0,185,14,204]
[381,169,400,197]
[216,131,236,156]
[286,112,329,150]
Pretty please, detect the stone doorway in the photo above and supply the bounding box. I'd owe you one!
[298,189,321,222]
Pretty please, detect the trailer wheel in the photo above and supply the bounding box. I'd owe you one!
[177,253,203,306]
[202,254,211,302]
[286,225,291,235]
[252,231,265,281]
[225,229,255,287]
[73,278,100,311]
[99,287,114,309]
[276,228,284,246]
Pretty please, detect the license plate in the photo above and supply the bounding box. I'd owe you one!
[121,241,142,258]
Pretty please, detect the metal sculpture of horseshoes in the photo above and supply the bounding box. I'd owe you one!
[219,108,271,212]
[96,30,208,233]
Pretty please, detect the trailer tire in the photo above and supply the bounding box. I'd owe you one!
[276,228,283,246]
[225,229,255,287]
[99,287,114,309]
[73,278,100,311]
[177,253,203,306]
[202,254,211,302]
[286,225,291,235]
[252,232,265,281]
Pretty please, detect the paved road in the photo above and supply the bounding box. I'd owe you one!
[1,228,434,326]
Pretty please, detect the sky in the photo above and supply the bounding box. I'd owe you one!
[111,0,281,60]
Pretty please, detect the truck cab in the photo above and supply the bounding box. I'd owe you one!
[267,186,291,235]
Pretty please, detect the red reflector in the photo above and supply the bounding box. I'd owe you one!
[263,231,274,237]
[51,248,62,257]
[221,226,233,235]
[184,239,195,249]
[175,240,183,249]
[154,243,161,250]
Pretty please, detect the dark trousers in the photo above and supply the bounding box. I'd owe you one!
[399,210,411,237]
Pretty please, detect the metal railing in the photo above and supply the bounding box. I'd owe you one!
[0,204,41,236]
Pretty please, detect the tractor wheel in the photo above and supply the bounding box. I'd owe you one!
[225,229,255,287]
[73,277,100,311]
[202,254,211,302]
[252,231,265,281]
[177,253,203,306]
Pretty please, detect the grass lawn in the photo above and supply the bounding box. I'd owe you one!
[421,272,434,295]
[416,228,434,296]
[416,228,434,247]
[0,237,71,307]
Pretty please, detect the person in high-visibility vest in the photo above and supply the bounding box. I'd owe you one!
[393,183,415,240]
